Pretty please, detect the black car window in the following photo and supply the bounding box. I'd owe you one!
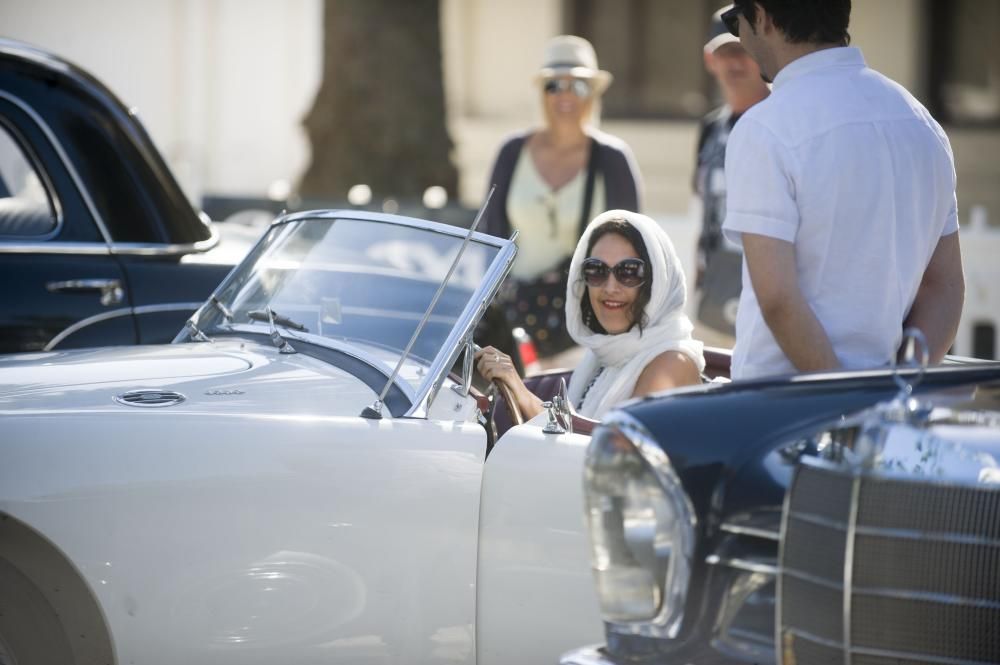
[0,118,57,237]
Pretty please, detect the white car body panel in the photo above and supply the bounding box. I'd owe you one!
[1,345,487,664]
[476,415,604,665]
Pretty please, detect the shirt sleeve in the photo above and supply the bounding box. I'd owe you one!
[942,191,959,236]
[722,117,800,247]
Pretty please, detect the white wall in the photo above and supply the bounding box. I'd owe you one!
[0,0,322,202]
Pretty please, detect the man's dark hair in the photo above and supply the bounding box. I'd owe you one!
[737,0,851,45]
[578,219,653,335]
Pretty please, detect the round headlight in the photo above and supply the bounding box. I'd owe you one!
[584,412,696,639]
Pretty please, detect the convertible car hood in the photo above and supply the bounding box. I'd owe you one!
[0,340,381,417]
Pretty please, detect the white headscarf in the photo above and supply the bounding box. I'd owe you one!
[565,210,705,419]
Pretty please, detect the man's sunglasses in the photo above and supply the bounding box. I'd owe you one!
[543,78,592,98]
[581,258,646,288]
[721,5,742,37]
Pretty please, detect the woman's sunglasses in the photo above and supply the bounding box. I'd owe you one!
[543,78,592,98]
[721,5,742,37]
[581,258,646,288]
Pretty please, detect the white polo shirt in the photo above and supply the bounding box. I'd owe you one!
[722,47,958,380]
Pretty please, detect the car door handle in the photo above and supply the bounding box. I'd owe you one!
[46,278,125,306]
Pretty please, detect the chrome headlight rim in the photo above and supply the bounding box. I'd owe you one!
[586,409,698,640]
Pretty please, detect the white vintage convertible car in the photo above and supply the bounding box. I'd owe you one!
[0,210,625,665]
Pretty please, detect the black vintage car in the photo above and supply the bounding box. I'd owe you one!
[561,352,1000,665]
[0,39,256,353]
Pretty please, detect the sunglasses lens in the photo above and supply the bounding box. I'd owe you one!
[614,259,645,287]
[544,78,592,97]
[582,259,609,287]
[582,258,646,288]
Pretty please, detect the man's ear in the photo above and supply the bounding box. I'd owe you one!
[704,49,716,75]
[753,2,776,35]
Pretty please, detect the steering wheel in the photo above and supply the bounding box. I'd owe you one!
[493,376,524,427]
[470,345,525,449]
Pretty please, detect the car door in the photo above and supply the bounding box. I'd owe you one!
[0,95,134,353]
[477,414,604,665]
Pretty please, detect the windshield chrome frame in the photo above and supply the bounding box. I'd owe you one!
[180,209,515,418]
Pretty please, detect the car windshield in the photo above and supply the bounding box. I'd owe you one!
[183,212,509,400]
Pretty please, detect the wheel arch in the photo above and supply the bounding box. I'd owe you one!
[0,512,115,664]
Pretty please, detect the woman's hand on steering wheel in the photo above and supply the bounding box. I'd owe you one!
[475,345,525,426]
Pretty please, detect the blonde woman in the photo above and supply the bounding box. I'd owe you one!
[483,35,642,363]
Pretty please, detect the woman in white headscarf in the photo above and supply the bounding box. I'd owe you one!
[477,209,705,420]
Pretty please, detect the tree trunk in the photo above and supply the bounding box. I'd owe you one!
[299,0,459,202]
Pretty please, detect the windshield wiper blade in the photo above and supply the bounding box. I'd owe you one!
[248,307,302,354]
[248,309,308,332]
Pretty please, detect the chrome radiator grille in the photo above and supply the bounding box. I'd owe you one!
[778,461,1000,664]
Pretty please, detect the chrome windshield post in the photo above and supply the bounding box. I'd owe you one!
[450,337,475,398]
[361,187,496,419]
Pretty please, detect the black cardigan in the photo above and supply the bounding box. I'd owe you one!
[482,129,642,240]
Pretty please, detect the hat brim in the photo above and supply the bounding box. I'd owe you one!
[535,66,613,94]
[704,33,741,53]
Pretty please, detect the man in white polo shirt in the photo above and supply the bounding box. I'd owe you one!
[719,0,965,380]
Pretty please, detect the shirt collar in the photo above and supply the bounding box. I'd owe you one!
[772,46,866,90]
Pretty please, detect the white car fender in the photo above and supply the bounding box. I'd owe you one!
[476,414,603,665]
[1,411,486,665]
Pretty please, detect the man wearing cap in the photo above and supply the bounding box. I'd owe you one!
[693,4,770,338]
[720,0,964,380]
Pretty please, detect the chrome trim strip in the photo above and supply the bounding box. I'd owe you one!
[843,473,861,665]
[132,302,203,316]
[787,510,848,532]
[109,223,220,256]
[0,98,64,241]
[272,208,509,248]
[43,306,133,350]
[854,524,1000,548]
[852,586,1000,610]
[776,463,795,664]
[705,554,779,575]
[720,523,781,541]
[0,90,113,245]
[0,241,110,255]
[594,410,699,640]
[781,567,844,591]
[43,301,203,351]
[852,644,996,665]
[800,445,1000,490]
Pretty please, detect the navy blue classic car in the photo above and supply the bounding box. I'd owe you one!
[560,351,1000,665]
[0,39,255,353]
